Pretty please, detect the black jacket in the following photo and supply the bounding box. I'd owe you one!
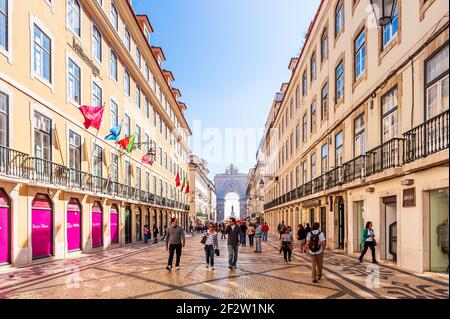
[224,224,243,246]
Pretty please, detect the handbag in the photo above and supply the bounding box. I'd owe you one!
[215,248,220,256]
[200,234,207,245]
[373,239,377,247]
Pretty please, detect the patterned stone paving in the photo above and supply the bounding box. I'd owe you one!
[0,235,448,299]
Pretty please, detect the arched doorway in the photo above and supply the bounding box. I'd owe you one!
[124,206,132,244]
[0,188,11,264]
[135,207,142,242]
[92,201,103,248]
[110,204,119,244]
[224,192,240,220]
[67,198,82,252]
[31,194,53,259]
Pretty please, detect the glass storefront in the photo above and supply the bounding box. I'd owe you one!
[430,188,449,273]
[353,201,364,252]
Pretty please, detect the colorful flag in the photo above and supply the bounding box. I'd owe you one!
[118,135,135,153]
[79,105,104,130]
[105,124,122,142]
[181,176,186,192]
[141,154,153,165]
[175,172,181,187]
[185,181,190,194]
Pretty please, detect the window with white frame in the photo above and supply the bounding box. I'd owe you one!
[124,114,130,136]
[354,113,365,156]
[67,58,81,104]
[311,52,316,81]
[124,27,131,51]
[335,131,344,166]
[302,70,307,96]
[302,160,307,184]
[425,44,449,119]
[136,166,141,189]
[355,30,366,80]
[68,130,81,171]
[335,0,343,37]
[295,165,300,187]
[0,0,9,51]
[124,70,130,96]
[321,144,328,174]
[124,161,131,186]
[92,81,102,107]
[67,0,81,37]
[110,153,118,182]
[336,60,344,101]
[381,87,398,142]
[321,28,328,62]
[382,3,398,48]
[0,91,8,146]
[136,124,141,150]
[302,114,307,142]
[109,49,117,81]
[110,99,118,127]
[92,25,102,61]
[311,153,316,179]
[311,100,317,133]
[135,85,141,108]
[33,25,52,83]
[145,172,150,192]
[321,83,328,120]
[34,112,51,160]
[136,46,141,68]
[93,144,102,177]
[110,2,118,31]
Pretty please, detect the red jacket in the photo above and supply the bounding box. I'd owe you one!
[262,224,269,232]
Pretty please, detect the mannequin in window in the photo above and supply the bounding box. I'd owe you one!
[437,218,449,255]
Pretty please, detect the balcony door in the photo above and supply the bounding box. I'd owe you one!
[33,112,52,179]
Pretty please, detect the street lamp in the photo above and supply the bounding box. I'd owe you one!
[259,179,264,189]
[370,0,397,26]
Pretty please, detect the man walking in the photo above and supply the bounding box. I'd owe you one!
[254,221,263,253]
[262,222,269,241]
[305,222,326,283]
[224,217,243,270]
[278,221,286,239]
[165,218,186,272]
[240,222,247,246]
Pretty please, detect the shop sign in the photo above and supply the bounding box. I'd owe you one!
[302,199,321,208]
[403,188,416,207]
[71,37,100,78]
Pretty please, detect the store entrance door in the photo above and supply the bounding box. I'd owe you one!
[125,206,132,244]
[382,196,397,261]
[429,189,449,273]
[337,197,345,250]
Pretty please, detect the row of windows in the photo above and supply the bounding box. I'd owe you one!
[271,43,449,199]
[278,2,401,141]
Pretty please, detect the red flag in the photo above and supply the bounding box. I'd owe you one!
[118,136,132,150]
[175,172,181,187]
[185,181,190,194]
[79,105,104,130]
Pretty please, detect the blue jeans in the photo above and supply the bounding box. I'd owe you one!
[262,232,268,241]
[255,237,262,252]
[204,245,215,267]
[227,244,239,267]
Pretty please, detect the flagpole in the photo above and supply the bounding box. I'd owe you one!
[87,102,105,178]
[105,118,124,193]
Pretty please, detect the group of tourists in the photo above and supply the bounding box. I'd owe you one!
[161,216,379,283]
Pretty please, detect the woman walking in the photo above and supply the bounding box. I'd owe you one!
[297,224,307,253]
[152,224,159,243]
[144,225,150,243]
[280,227,293,262]
[202,223,219,270]
[359,222,378,263]
[247,223,255,246]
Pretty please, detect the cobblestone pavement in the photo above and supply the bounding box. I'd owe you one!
[0,235,448,299]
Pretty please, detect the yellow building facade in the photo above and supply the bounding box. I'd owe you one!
[0,0,191,267]
[262,0,449,273]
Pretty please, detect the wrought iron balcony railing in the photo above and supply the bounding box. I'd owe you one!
[404,110,449,163]
[0,145,28,178]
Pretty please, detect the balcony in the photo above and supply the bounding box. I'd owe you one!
[0,145,28,179]
[365,138,403,176]
[404,110,449,163]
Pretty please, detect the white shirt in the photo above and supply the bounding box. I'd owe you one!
[306,230,326,255]
[366,229,374,242]
[205,232,215,245]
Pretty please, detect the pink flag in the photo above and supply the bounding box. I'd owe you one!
[141,154,153,165]
[79,105,104,130]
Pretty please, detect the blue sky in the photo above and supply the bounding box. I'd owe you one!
[132,0,320,179]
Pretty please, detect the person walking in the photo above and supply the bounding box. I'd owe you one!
[297,224,307,253]
[279,221,287,239]
[202,223,219,270]
[224,217,243,270]
[262,222,269,241]
[152,224,159,243]
[144,225,150,244]
[306,222,326,283]
[254,221,263,253]
[359,222,378,264]
[165,218,186,272]
[280,226,293,262]
[247,223,255,247]
[304,223,312,236]
[239,222,247,246]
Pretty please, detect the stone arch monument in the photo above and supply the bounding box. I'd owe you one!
[214,164,248,221]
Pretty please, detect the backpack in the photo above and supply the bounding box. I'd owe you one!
[308,231,322,253]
